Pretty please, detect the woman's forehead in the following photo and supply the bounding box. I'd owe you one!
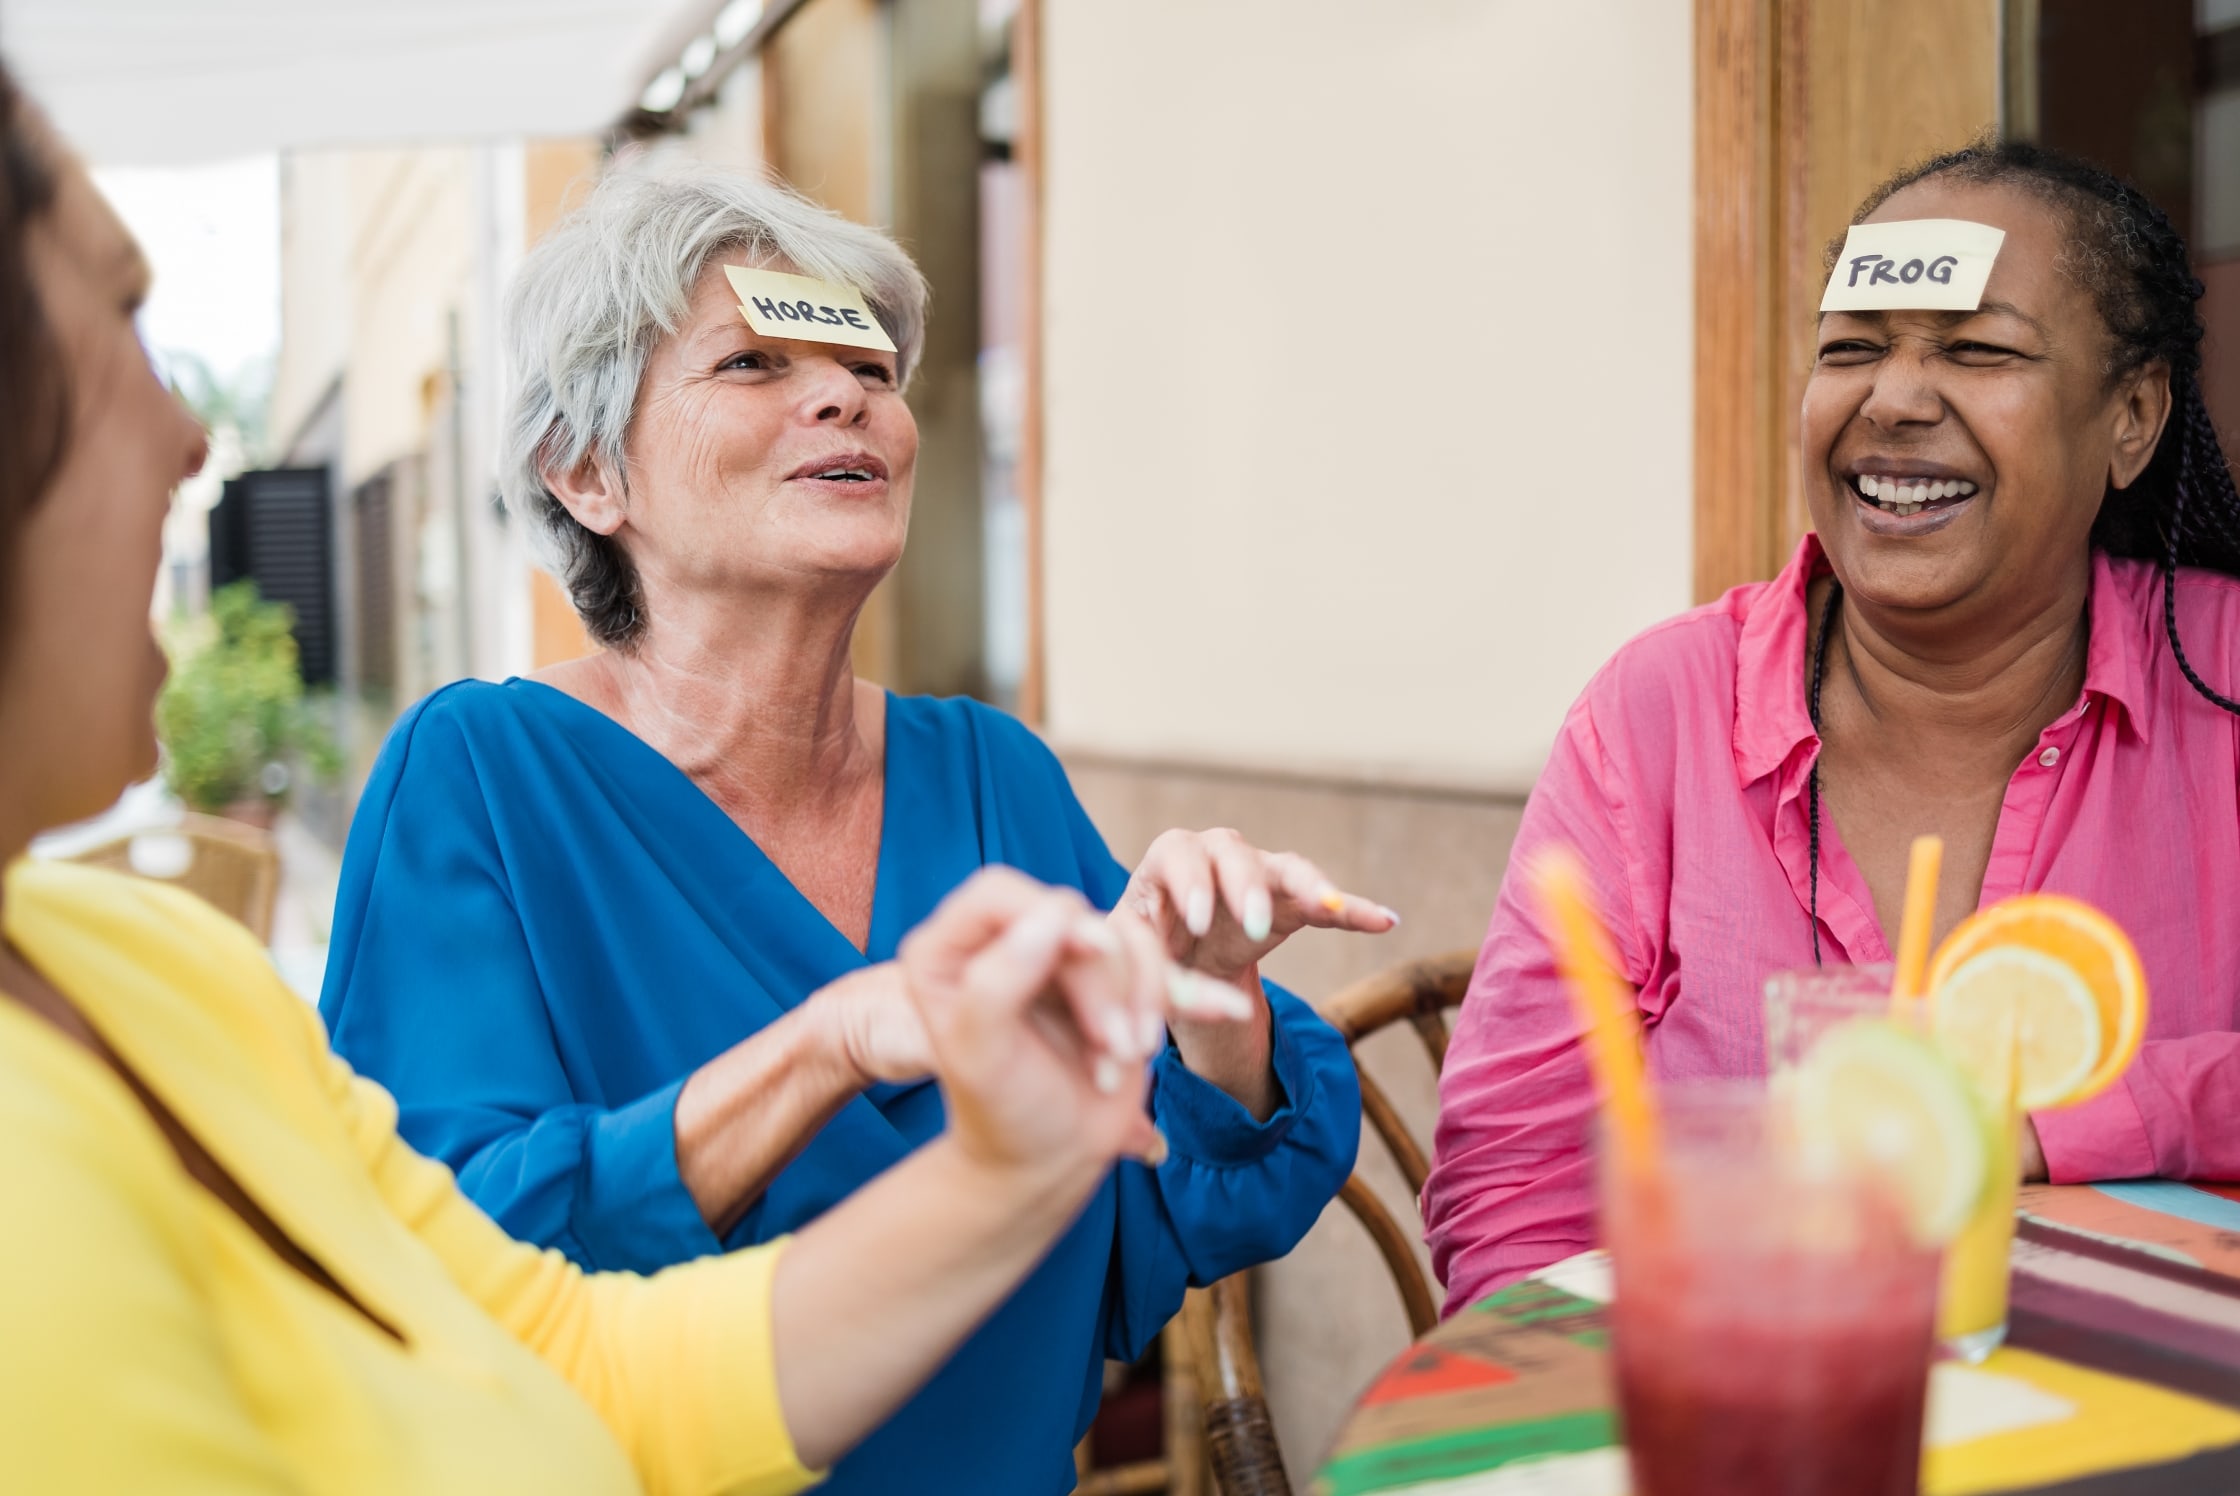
[1860,178,2081,319]
[681,255,780,331]
[692,253,799,297]
[1863,175,2062,245]
[50,148,149,300]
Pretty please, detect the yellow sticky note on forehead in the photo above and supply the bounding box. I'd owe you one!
[723,265,897,353]
[1820,219,2007,312]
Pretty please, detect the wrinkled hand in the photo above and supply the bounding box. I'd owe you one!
[897,868,1255,1173]
[815,963,934,1088]
[1117,828,1400,988]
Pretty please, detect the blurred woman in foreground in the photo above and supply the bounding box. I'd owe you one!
[0,64,1243,1493]
[1426,141,2240,1312]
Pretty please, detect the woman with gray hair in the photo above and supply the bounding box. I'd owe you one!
[319,162,1384,1494]
[0,64,1268,1496]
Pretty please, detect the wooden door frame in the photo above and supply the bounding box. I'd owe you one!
[1692,0,2004,604]
[1693,0,1810,605]
[1013,0,1048,726]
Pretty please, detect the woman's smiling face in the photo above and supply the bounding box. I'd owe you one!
[1801,177,2170,620]
[569,257,920,610]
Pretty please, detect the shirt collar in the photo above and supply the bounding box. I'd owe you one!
[1731,536,2154,791]
[2081,546,2152,744]
[1731,534,1825,788]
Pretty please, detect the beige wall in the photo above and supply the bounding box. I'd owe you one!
[1040,0,1696,789]
[1043,0,1696,1474]
[1066,752,1526,1479]
[273,141,542,725]
[270,150,354,452]
[273,146,478,487]
[341,148,474,492]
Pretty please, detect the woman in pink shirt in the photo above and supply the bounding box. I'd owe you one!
[1426,142,2240,1312]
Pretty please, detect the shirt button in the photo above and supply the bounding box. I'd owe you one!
[2039,747,2061,767]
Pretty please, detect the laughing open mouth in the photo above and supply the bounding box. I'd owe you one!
[1849,473,1978,518]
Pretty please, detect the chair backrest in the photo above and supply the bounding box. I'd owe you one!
[1180,949,1478,1496]
[1318,950,1477,1337]
[66,812,282,944]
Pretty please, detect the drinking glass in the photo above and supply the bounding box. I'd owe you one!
[1765,965,2017,1362]
[1603,1082,1940,1496]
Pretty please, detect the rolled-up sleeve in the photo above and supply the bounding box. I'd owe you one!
[2034,1031,2240,1184]
[1046,773,1359,1362]
[1103,980,1360,1362]
[949,703,1363,1363]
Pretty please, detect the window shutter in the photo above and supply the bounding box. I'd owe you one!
[207,467,336,687]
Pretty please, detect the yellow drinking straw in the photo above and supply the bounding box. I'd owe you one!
[1890,835,1944,1014]
[1529,847,1658,1171]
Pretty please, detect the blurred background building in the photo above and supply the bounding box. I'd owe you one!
[7,0,2237,1478]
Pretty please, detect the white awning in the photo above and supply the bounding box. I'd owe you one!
[1,1,706,166]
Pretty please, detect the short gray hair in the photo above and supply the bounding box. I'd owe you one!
[498,161,930,648]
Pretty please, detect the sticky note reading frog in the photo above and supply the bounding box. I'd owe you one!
[1820,220,2007,313]
[724,265,897,353]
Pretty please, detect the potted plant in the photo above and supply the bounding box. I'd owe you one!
[156,581,340,827]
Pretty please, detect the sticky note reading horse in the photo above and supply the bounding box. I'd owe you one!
[1820,220,2007,313]
[723,265,897,353]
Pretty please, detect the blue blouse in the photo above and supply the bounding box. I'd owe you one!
[319,681,1359,1496]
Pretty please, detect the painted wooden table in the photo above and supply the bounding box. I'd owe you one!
[1315,1183,2240,1495]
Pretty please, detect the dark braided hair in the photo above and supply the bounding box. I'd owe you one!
[1848,138,2240,717]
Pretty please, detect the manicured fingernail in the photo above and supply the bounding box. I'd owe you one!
[1073,916,1122,955]
[1168,968,1255,1020]
[1101,1008,1141,1059]
[1141,1128,1170,1167]
[1007,901,1073,958]
[1243,888,1272,943]
[1186,889,1214,937]
[1319,888,1347,914]
[1138,1010,1165,1054]
[1378,905,1403,927]
[1165,966,1201,1013]
[1094,1055,1123,1094]
[1205,975,1258,1020]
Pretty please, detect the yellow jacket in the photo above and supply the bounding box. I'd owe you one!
[0,859,817,1496]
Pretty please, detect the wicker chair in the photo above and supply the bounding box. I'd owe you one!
[1179,950,1479,1496]
[65,812,283,944]
[1071,1318,1208,1495]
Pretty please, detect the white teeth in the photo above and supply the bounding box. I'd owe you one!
[1856,473,1985,512]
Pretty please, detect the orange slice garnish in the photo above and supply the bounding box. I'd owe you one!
[1923,894,2146,1110]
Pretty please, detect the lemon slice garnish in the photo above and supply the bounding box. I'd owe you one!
[1923,893,2146,1109]
[1795,1018,1991,1246]
[1930,946,2102,1111]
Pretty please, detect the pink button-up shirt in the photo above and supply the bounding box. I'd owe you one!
[1426,537,2240,1314]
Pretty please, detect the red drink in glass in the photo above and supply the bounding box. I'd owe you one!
[1604,1085,1939,1496]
